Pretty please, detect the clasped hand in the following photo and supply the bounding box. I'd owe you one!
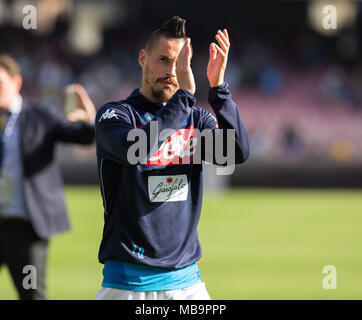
[176,29,230,94]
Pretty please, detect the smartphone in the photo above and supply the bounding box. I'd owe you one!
[63,85,79,114]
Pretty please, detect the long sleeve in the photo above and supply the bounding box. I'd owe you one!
[200,82,250,165]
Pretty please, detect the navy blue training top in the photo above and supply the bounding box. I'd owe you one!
[95,83,250,269]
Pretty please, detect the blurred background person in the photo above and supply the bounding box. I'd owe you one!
[0,53,96,300]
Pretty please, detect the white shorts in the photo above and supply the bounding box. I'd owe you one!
[95,282,211,300]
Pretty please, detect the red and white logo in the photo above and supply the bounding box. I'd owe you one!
[145,126,197,166]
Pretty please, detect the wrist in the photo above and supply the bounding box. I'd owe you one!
[209,82,224,88]
[208,82,230,104]
[175,88,196,98]
[178,86,195,95]
[209,79,224,88]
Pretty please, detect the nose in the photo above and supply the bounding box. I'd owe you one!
[166,62,177,78]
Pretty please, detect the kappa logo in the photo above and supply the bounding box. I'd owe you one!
[99,108,119,122]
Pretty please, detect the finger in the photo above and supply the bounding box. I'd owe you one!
[72,83,84,94]
[73,84,89,100]
[73,84,93,110]
[180,39,187,58]
[214,44,227,58]
[223,29,229,40]
[186,38,192,66]
[216,31,229,53]
[209,43,217,60]
[217,29,230,47]
[215,34,228,54]
[177,38,188,70]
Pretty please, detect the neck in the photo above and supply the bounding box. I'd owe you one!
[2,95,19,110]
[3,95,22,113]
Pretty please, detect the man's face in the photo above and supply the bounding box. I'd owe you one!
[0,68,21,109]
[139,36,185,104]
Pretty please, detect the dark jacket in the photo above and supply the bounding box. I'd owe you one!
[18,102,95,239]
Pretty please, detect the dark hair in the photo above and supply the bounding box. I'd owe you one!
[145,16,187,51]
[0,54,21,77]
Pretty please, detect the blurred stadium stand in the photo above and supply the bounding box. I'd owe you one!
[1,0,361,187]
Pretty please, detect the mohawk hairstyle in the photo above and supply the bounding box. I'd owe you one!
[145,16,187,52]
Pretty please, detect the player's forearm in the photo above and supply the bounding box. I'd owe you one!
[155,89,194,130]
[208,83,250,164]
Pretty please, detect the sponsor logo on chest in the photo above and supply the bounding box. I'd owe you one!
[148,175,188,202]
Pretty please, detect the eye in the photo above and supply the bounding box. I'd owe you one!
[160,57,169,63]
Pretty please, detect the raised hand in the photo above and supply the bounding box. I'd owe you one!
[207,29,230,88]
[176,38,196,95]
[66,84,96,123]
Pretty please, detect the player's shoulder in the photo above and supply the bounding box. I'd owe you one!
[96,100,133,124]
[97,100,132,114]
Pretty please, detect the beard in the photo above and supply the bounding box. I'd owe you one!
[150,85,173,103]
[144,65,178,103]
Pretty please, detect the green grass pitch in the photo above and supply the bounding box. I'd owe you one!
[0,186,361,299]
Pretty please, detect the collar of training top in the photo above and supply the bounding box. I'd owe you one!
[128,89,166,115]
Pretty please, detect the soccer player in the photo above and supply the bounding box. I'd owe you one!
[95,16,250,300]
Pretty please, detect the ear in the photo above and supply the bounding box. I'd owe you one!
[14,74,23,93]
[138,49,146,68]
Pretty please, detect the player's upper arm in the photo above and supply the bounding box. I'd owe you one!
[95,102,135,164]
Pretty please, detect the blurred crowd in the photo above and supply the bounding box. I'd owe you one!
[3,25,362,167]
